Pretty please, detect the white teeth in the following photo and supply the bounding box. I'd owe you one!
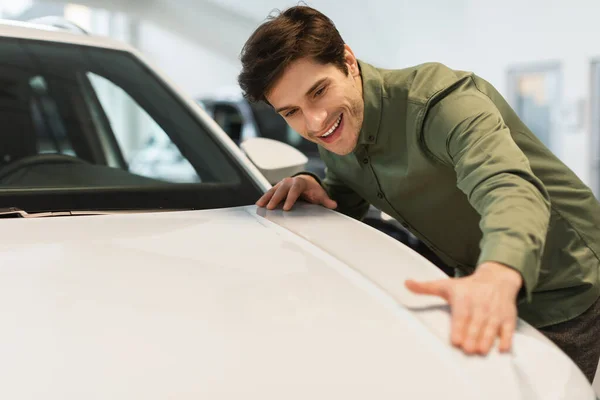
[321,115,342,138]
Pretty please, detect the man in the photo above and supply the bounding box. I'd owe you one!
[238,5,600,382]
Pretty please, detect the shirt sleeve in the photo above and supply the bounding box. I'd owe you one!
[422,85,551,302]
[293,168,370,221]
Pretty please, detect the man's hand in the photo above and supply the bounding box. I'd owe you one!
[405,261,523,355]
[256,174,337,211]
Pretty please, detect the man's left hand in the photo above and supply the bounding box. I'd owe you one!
[405,261,523,355]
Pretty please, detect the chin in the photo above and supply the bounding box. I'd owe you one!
[332,147,354,156]
[337,134,359,155]
[329,141,356,156]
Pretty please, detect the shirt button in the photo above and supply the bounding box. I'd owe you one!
[377,192,384,199]
[362,158,369,164]
[368,135,375,141]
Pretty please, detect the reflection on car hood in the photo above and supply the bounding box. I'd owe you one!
[0,204,593,400]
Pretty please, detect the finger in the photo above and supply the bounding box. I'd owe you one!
[320,195,338,209]
[478,319,500,355]
[462,308,487,354]
[256,187,277,207]
[283,180,304,211]
[267,181,291,210]
[405,279,451,301]
[450,300,470,348]
[499,319,516,352]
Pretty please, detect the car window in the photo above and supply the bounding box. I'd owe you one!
[87,72,199,183]
[0,38,261,211]
[212,104,244,144]
[29,75,77,157]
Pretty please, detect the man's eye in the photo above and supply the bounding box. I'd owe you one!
[315,87,326,97]
[285,109,297,117]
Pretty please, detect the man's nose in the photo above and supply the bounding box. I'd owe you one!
[304,107,328,134]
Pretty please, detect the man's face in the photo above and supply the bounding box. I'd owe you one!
[266,45,364,156]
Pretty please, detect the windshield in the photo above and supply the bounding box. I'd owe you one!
[0,37,261,212]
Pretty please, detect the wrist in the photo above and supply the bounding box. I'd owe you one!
[295,173,320,186]
[477,261,523,289]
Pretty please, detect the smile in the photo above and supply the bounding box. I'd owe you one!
[319,114,342,138]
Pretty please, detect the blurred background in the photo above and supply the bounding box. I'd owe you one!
[1,0,599,197]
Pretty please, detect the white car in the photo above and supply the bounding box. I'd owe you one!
[0,18,596,400]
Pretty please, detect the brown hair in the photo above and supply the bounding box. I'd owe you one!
[238,5,348,104]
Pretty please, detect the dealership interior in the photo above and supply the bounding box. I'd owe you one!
[0,0,599,398]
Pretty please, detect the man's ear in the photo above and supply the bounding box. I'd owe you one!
[343,44,360,77]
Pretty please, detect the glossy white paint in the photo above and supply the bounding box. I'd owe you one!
[0,205,594,399]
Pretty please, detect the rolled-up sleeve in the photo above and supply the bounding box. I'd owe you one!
[422,86,551,302]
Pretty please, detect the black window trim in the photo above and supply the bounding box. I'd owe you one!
[0,36,264,212]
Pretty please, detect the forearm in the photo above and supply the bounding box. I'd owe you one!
[469,172,550,302]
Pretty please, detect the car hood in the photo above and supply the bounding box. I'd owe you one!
[0,204,594,399]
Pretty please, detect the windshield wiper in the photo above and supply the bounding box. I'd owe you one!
[0,207,181,218]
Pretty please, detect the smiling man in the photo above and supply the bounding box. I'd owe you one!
[237,5,600,383]
[270,56,364,156]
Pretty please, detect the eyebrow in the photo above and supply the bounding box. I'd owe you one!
[275,78,328,113]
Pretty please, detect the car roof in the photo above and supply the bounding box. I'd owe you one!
[0,18,133,52]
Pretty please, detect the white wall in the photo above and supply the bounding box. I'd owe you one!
[29,0,257,99]
[137,21,241,98]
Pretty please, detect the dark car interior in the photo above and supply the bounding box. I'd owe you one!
[0,38,262,212]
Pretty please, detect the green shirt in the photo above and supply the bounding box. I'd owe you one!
[316,60,600,328]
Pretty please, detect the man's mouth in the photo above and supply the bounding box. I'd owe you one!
[318,114,343,142]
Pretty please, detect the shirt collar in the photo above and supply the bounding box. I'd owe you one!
[357,60,384,146]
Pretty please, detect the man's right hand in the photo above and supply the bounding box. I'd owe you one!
[256,174,337,211]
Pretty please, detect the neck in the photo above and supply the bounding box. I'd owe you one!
[356,70,364,99]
